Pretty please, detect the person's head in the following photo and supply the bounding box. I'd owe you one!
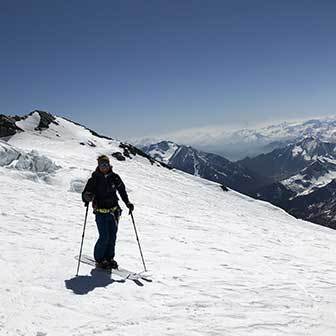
[97,155,111,173]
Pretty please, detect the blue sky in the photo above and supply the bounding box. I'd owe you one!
[1,0,336,138]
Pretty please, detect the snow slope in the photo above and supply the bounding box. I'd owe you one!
[1,116,336,335]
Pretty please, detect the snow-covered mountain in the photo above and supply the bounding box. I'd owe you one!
[288,179,336,227]
[142,140,267,193]
[282,160,336,197]
[134,116,336,160]
[244,138,336,228]
[239,137,336,182]
[229,117,336,155]
[1,110,336,335]
[142,140,179,164]
[254,178,336,229]
[142,137,336,228]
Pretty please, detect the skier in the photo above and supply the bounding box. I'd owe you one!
[82,155,134,269]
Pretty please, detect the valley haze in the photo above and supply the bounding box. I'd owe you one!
[133,116,336,161]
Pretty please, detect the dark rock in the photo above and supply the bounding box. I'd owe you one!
[87,140,96,147]
[79,140,96,147]
[221,185,229,192]
[112,152,126,161]
[120,143,138,156]
[30,110,59,130]
[123,148,132,159]
[0,115,23,138]
[119,142,173,169]
[12,115,23,121]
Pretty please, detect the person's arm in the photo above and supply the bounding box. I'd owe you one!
[115,175,134,211]
[82,177,95,205]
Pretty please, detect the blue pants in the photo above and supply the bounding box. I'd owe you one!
[94,213,119,262]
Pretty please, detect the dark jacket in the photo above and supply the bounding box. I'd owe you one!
[82,168,130,209]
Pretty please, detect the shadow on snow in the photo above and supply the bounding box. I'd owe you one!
[65,268,129,295]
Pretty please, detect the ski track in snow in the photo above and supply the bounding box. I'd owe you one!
[0,117,336,335]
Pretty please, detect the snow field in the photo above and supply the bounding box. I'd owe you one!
[0,116,336,335]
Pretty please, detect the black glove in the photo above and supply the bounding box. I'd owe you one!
[126,202,134,212]
[82,191,94,203]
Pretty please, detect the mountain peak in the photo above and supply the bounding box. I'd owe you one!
[291,137,336,161]
[141,139,268,193]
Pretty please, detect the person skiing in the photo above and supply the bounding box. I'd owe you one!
[82,155,134,269]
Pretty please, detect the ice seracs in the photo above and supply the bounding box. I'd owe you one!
[0,140,59,174]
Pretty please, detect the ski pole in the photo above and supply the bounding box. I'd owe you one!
[76,203,89,276]
[130,211,147,272]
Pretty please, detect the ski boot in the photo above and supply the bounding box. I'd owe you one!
[109,259,118,269]
[95,259,111,269]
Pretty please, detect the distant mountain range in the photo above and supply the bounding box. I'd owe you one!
[135,116,336,160]
[141,135,336,229]
[238,137,336,182]
[245,137,336,229]
[142,141,268,193]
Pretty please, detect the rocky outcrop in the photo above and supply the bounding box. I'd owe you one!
[0,110,58,138]
[120,142,172,169]
[112,152,126,161]
[30,110,58,130]
[0,115,23,138]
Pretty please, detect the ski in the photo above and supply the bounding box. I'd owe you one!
[75,255,152,282]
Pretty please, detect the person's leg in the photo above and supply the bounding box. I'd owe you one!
[105,213,118,261]
[94,213,110,262]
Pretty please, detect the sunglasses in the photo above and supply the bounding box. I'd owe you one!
[99,162,110,168]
